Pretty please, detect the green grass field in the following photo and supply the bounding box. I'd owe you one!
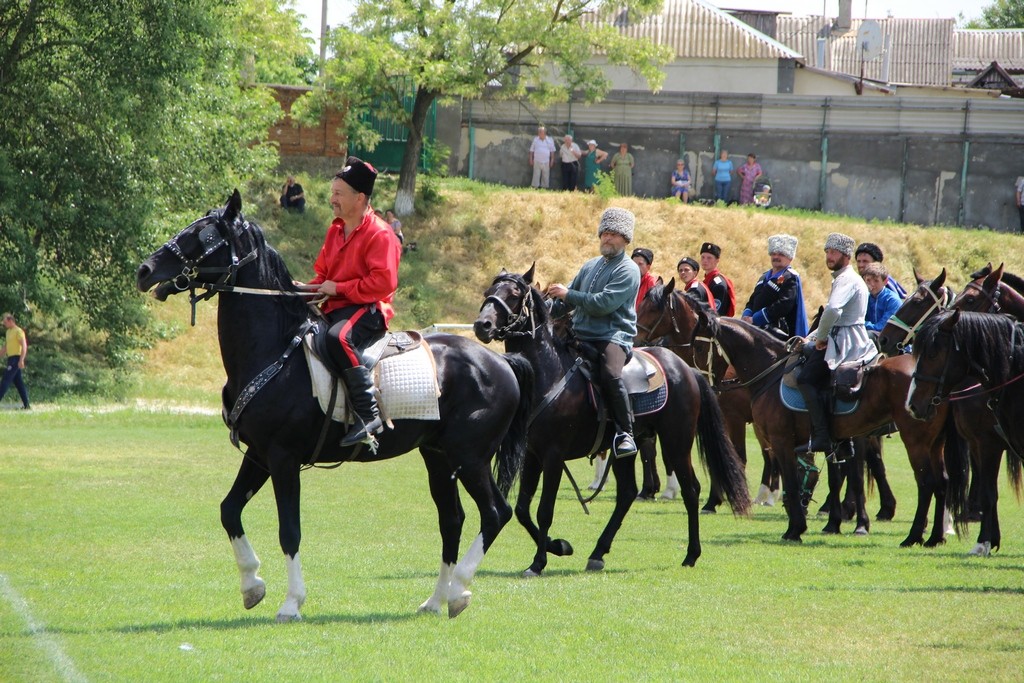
[2,407,1023,682]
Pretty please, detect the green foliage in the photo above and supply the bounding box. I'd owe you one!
[304,0,673,214]
[594,169,619,199]
[0,0,308,398]
[966,0,1024,27]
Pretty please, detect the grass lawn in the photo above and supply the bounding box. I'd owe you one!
[2,407,1023,682]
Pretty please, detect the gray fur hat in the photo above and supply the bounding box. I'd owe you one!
[824,232,855,256]
[596,207,635,243]
[767,234,798,259]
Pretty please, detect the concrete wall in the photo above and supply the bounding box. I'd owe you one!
[456,94,1024,231]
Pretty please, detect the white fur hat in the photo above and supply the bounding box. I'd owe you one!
[596,207,635,243]
[824,232,855,256]
[767,234,798,259]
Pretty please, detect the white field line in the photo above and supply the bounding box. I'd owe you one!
[0,400,219,416]
[0,573,88,683]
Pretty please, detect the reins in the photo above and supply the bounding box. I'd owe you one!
[887,282,952,352]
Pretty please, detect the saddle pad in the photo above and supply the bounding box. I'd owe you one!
[779,382,858,416]
[632,383,668,417]
[303,338,441,423]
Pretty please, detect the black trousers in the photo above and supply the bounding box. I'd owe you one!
[797,345,830,391]
[561,161,579,191]
[324,304,385,371]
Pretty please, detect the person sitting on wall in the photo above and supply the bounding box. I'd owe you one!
[280,175,305,212]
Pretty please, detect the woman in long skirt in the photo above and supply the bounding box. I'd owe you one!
[610,142,635,196]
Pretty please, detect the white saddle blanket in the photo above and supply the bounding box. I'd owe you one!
[303,337,441,424]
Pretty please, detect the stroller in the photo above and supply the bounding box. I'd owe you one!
[753,175,772,208]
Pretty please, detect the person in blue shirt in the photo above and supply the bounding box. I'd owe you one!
[863,262,901,344]
[712,150,734,203]
[855,242,906,300]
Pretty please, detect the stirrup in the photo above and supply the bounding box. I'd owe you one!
[340,416,383,448]
[612,432,637,459]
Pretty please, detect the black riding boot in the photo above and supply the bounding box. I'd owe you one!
[606,377,637,458]
[799,384,833,453]
[340,366,383,447]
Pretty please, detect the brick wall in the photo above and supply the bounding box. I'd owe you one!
[268,85,347,158]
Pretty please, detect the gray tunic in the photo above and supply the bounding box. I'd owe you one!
[811,264,876,370]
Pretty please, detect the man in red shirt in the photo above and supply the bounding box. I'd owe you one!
[310,157,402,446]
[631,248,657,309]
[699,242,736,317]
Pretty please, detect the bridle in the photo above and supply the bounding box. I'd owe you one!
[884,283,952,352]
[480,274,539,340]
[635,289,684,342]
[953,279,1002,314]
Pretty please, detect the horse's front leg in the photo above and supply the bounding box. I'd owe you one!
[525,456,571,577]
[269,458,306,622]
[777,439,809,542]
[821,449,846,535]
[417,450,466,616]
[221,455,271,611]
[587,454,640,571]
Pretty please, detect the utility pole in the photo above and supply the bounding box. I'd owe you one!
[319,0,328,76]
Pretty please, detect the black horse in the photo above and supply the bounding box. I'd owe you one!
[136,191,534,620]
[474,266,750,575]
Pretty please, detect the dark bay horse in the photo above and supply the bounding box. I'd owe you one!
[648,288,950,545]
[908,309,1024,550]
[883,267,1023,555]
[136,191,534,620]
[635,281,779,508]
[474,266,751,574]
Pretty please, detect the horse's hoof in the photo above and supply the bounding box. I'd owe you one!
[822,525,840,535]
[900,538,921,548]
[275,611,302,623]
[924,537,946,548]
[876,511,895,521]
[781,534,803,544]
[854,526,869,536]
[585,558,605,572]
[448,592,471,619]
[968,542,992,557]
[549,539,574,557]
[681,556,698,567]
[417,600,443,615]
[522,568,542,578]
[242,581,266,610]
[699,507,716,515]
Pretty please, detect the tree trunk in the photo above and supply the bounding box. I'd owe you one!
[394,87,437,217]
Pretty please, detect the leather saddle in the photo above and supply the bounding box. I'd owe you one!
[831,354,882,402]
[310,321,423,376]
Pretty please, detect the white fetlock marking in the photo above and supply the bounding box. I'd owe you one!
[659,472,680,499]
[451,534,485,599]
[753,483,771,506]
[968,541,991,557]
[276,553,306,622]
[767,487,781,507]
[944,509,956,536]
[419,562,453,614]
[231,536,263,592]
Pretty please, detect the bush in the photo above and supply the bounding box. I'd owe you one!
[594,170,618,199]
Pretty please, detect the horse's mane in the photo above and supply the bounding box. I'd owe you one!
[917,310,1024,380]
[221,210,308,326]
[682,292,788,351]
[1000,271,1024,295]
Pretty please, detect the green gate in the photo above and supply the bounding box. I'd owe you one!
[349,79,437,173]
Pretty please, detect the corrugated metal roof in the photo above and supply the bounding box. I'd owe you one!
[777,16,953,86]
[587,0,802,61]
[954,30,1024,72]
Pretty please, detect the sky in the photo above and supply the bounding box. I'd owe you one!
[292,0,982,52]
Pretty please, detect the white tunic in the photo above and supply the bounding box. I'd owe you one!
[811,264,876,370]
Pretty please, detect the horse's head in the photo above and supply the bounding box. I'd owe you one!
[634,278,699,346]
[877,268,948,356]
[952,263,1004,314]
[907,309,965,421]
[136,190,257,301]
[474,263,540,343]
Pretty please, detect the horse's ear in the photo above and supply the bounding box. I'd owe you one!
[940,308,960,331]
[498,268,508,277]
[656,275,664,286]
[225,189,242,221]
[523,262,536,286]
[931,268,946,291]
[664,277,676,295]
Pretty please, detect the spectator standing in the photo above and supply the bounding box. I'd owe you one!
[863,262,901,342]
[581,140,608,192]
[736,153,763,205]
[632,248,657,308]
[558,135,582,191]
[677,256,712,304]
[609,142,635,196]
[712,150,734,203]
[854,242,907,300]
[741,234,808,339]
[529,126,557,189]
[670,159,691,202]
[280,175,305,212]
[699,242,736,317]
[0,313,29,409]
[1016,176,1024,233]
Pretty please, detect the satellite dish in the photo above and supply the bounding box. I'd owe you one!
[856,20,883,62]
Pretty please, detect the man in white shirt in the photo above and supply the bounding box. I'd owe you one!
[1015,176,1024,234]
[558,134,582,191]
[529,126,556,189]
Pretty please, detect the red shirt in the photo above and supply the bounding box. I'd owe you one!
[703,268,736,317]
[636,271,658,309]
[310,208,402,324]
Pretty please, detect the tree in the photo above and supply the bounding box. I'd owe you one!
[299,0,672,216]
[0,0,309,394]
[967,0,1024,28]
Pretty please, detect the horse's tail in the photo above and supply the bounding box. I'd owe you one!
[692,368,751,515]
[943,410,970,536]
[1007,445,1023,502]
[495,352,535,497]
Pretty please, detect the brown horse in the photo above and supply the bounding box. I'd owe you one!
[638,280,951,545]
[880,266,1023,555]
